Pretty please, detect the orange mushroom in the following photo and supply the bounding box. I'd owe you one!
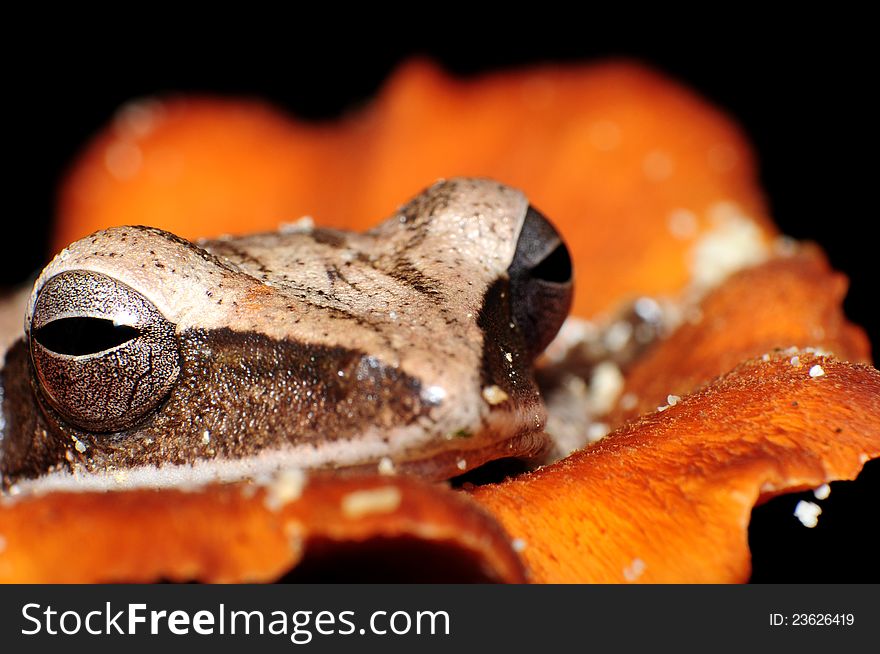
[0,473,525,583]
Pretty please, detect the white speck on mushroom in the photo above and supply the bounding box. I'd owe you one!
[643,150,674,181]
[263,468,307,512]
[813,484,831,500]
[667,208,699,240]
[72,437,87,454]
[634,296,664,323]
[511,538,528,553]
[685,307,704,325]
[809,365,825,378]
[456,458,467,471]
[690,203,769,289]
[623,557,647,582]
[504,351,513,363]
[589,361,624,415]
[114,98,163,138]
[790,356,800,367]
[482,385,509,405]
[707,143,739,173]
[278,215,315,233]
[104,140,143,180]
[762,353,770,362]
[620,393,638,411]
[587,120,621,151]
[283,522,305,559]
[667,394,681,406]
[377,457,396,476]
[603,321,633,353]
[657,404,669,412]
[201,430,211,445]
[586,422,610,442]
[341,487,402,519]
[794,500,822,528]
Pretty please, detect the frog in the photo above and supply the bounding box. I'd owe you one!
[0,178,573,492]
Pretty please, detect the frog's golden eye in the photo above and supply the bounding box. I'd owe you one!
[508,206,574,357]
[28,270,181,432]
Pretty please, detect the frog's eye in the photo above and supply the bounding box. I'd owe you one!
[508,206,574,357]
[28,270,181,432]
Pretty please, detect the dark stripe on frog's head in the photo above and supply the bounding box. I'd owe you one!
[0,328,428,487]
[474,279,537,407]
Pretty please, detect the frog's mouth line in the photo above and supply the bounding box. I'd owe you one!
[1,421,549,496]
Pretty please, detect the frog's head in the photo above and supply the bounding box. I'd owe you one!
[1,178,572,491]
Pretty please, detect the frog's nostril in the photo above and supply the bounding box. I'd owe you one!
[33,318,140,357]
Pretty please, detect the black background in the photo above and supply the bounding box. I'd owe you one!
[3,19,877,581]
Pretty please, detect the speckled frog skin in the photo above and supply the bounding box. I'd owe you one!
[0,178,573,490]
